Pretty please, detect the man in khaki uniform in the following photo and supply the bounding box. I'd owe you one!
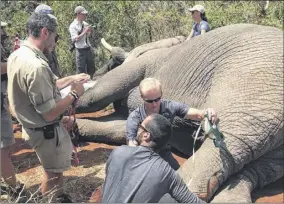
[7,13,88,202]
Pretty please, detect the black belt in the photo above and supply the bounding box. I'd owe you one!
[27,122,59,131]
[76,46,90,51]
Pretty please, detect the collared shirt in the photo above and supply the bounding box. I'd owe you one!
[101,145,203,203]
[7,41,62,129]
[69,19,91,49]
[125,99,189,141]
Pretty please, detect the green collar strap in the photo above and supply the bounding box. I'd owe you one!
[203,113,224,147]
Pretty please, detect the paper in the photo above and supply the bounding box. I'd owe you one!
[60,80,97,98]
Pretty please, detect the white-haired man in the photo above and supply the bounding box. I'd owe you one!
[126,78,218,170]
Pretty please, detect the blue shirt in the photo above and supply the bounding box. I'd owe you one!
[125,99,189,141]
[192,20,210,37]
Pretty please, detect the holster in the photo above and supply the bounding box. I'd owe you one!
[28,123,59,140]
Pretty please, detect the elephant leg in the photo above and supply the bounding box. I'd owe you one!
[76,112,127,144]
[211,144,284,203]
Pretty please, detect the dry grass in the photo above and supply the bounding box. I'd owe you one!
[1,109,114,203]
[3,142,111,203]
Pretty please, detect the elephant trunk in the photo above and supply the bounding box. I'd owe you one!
[76,56,147,113]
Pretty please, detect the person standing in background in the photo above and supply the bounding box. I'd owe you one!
[69,6,95,78]
[186,5,210,40]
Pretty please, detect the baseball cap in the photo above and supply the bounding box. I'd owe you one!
[74,6,88,14]
[188,5,205,14]
[144,114,172,150]
[1,22,7,27]
[34,4,57,21]
[35,4,53,14]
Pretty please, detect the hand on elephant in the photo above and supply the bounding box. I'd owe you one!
[73,73,90,83]
[71,81,85,97]
[62,115,75,131]
[205,108,218,124]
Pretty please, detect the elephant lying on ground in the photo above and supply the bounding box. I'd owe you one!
[92,38,128,79]
[75,24,283,202]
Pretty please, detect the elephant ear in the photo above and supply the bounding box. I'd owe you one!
[124,36,186,63]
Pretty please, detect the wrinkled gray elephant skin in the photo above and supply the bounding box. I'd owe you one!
[76,24,283,202]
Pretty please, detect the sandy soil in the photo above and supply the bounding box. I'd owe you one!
[6,110,283,203]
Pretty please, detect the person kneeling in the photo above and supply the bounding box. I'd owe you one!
[101,114,204,203]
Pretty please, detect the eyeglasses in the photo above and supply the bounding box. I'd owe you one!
[143,96,161,103]
[55,34,59,43]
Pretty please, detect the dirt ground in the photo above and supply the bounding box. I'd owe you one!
[6,110,284,203]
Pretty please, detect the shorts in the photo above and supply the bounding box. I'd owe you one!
[22,122,73,173]
[1,96,15,148]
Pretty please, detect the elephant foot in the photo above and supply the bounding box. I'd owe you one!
[211,144,284,203]
[76,112,127,144]
[211,175,252,203]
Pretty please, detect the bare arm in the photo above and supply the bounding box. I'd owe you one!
[56,75,75,90]
[185,108,217,123]
[43,94,75,121]
[1,62,7,74]
[201,29,207,35]
[56,73,90,90]
[186,29,194,40]
[74,28,90,41]
[69,23,91,42]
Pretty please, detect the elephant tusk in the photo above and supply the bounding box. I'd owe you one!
[101,38,113,52]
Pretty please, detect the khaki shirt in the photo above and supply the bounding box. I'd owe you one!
[7,41,62,129]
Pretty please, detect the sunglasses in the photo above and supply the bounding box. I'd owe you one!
[138,123,149,133]
[143,96,161,103]
[55,34,59,43]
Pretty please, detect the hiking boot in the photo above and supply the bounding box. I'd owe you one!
[56,193,73,203]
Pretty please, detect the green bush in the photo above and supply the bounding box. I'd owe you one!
[1,1,283,76]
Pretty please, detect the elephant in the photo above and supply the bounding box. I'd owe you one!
[75,24,283,202]
[92,38,128,79]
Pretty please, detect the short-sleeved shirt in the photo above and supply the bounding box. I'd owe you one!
[69,19,91,49]
[7,41,62,129]
[126,99,189,141]
[102,145,203,203]
[192,20,210,37]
